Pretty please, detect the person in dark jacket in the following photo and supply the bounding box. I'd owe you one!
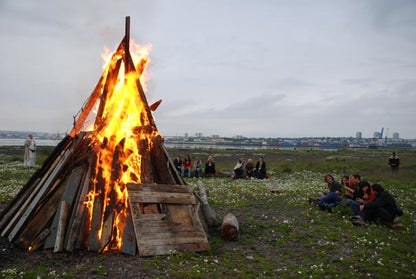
[173,155,182,174]
[204,155,216,177]
[309,174,341,212]
[360,183,403,223]
[254,156,266,179]
[388,151,400,174]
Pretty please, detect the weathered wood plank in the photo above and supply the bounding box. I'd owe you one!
[65,164,92,251]
[54,201,69,253]
[139,242,210,257]
[137,230,207,241]
[121,207,137,256]
[128,184,209,256]
[7,149,71,242]
[129,192,195,205]
[15,177,67,249]
[3,147,70,238]
[44,165,85,249]
[127,183,192,194]
[98,211,114,253]
[0,136,72,232]
[137,236,208,247]
[29,229,51,252]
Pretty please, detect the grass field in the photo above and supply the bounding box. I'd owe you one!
[0,147,415,278]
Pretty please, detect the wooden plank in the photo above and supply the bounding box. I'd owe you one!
[88,194,103,252]
[88,157,106,252]
[70,38,125,137]
[0,136,72,231]
[129,191,195,205]
[121,206,137,256]
[98,211,114,253]
[2,147,70,238]
[138,230,207,241]
[128,184,209,256]
[150,135,175,184]
[29,229,51,252]
[137,236,207,247]
[15,177,66,248]
[54,201,69,253]
[44,165,85,249]
[165,204,193,226]
[139,242,210,257]
[137,214,167,221]
[7,148,71,242]
[65,163,92,251]
[127,183,192,194]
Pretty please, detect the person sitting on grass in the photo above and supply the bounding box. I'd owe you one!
[245,159,254,179]
[204,155,216,177]
[181,155,193,178]
[254,156,267,179]
[349,181,375,220]
[232,157,245,179]
[340,175,350,198]
[355,183,404,229]
[309,174,342,212]
[343,174,362,200]
[193,157,203,178]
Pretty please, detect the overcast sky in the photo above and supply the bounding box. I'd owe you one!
[1,0,415,138]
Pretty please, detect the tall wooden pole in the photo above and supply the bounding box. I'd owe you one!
[124,16,130,73]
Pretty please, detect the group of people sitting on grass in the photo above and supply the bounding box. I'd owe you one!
[172,154,270,180]
[309,174,404,228]
[232,156,269,180]
[173,155,216,178]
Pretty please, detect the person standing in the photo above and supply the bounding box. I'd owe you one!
[24,134,36,167]
[388,152,400,174]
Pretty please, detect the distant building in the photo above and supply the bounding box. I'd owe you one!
[393,132,399,139]
[374,131,381,139]
[356,132,362,139]
[184,133,188,138]
[195,132,203,138]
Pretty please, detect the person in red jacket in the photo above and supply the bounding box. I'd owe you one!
[181,155,193,178]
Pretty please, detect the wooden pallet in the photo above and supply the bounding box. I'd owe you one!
[127,183,209,256]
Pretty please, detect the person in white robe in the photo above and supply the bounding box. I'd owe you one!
[24,134,36,167]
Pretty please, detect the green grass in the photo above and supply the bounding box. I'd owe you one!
[1,148,415,278]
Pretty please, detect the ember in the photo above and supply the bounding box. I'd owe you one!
[0,17,209,256]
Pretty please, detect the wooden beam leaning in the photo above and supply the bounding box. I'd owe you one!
[54,201,69,252]
[70,38,125,137]
[44,165,85,249]
[65,164,92,251]
[0,136,72,234]
[4,148,71,240]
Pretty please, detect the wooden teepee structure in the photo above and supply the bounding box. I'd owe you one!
[0,17,209,256]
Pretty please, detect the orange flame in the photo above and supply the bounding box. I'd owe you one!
[85,39,157,251]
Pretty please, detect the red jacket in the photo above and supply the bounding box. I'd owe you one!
[183,160,193,169]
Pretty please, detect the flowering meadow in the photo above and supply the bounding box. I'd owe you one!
[1,150,416,278]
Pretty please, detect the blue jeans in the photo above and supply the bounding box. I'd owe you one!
[181,167,192,178]
[347,200,362,216]
[317,192,341,208]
